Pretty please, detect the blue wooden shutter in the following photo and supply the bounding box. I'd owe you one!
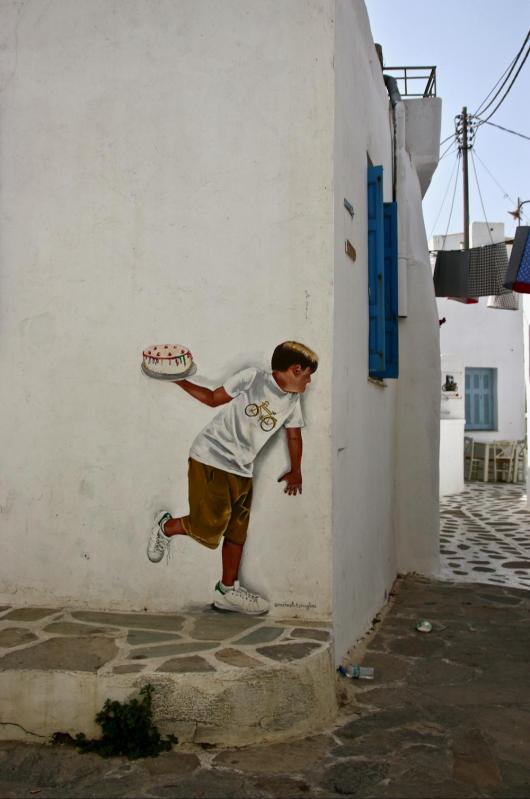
[367,165,385,374]
[465,368,496,430]
[372,202,399,379]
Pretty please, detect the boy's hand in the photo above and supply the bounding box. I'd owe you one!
[278,470,302,496]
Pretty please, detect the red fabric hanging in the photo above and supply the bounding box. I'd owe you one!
[448,297,479,304]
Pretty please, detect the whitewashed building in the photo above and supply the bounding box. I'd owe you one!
[0,0,441,664]
[434,223,525,496]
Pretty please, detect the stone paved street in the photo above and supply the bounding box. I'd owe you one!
[440,482,530,589]
[2,573,530,798]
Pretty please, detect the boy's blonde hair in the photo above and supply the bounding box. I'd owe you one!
[271,341,319,373]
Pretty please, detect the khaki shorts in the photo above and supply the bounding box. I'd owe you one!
[181,458,253,549]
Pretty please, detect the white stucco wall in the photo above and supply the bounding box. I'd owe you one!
[439,356,465,496]
[331,4,440,658]
[1,0,441,662]
[438,299,525,443]
[331,0,397,660]
[403,98,442,198]
[0,0,335,615]
[393,100,441,578]
[436,224,525,444]
[440,421,466,495]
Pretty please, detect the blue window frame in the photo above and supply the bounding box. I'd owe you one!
[367,165,399,379]
[465,368,497,430]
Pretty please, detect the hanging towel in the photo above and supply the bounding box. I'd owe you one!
[503,226,530,293]
[433,250,470,297]
[434,242,510,298]
[487,292,519,310]
[467,242,510,297]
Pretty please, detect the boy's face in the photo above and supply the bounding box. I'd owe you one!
[284,365,313,393]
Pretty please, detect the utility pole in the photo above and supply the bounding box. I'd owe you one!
[461,106,470,250]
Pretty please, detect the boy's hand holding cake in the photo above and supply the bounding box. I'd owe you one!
[141,344,196,380]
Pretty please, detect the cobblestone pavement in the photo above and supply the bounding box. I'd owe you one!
[2,574,530,798]
[0,605,330,676]
[440,482,530,590]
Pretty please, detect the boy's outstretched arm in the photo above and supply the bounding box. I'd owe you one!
[175,380,231,408]
[278,427,303,496]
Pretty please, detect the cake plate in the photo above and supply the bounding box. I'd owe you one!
[141,362,197,381]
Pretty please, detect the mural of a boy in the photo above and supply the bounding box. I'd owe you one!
[147,341,318,615]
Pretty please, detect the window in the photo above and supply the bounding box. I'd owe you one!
[465,368,497,430]
[367,164,399,379]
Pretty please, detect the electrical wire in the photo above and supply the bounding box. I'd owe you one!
[474,118,530,142]
[430,152,462,250]
[442,152,461,249]
[473,148,529,223]
[477,43,530,124]
[474,61,514,117]
[470,151,494,244]
[440,132,457,147]
[439,137,459,161]
[440,143,459,163]
[474,54,517,116]
[429,152,461,243]
[473,30,530,117]
[473,149,516,204]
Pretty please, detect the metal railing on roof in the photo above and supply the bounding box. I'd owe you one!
[383,66,437,98]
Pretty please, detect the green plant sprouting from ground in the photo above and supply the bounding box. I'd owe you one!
[52,684,177,759]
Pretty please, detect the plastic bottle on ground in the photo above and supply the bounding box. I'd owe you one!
[337,664,375,680]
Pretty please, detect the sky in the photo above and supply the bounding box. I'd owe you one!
[364,0,530,243]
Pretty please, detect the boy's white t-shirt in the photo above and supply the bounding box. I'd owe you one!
[189,368,304,477]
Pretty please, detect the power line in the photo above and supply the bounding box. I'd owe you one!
[439,137,459,161]
[442,30,530,245]
[473,149,516,204]
[440,152,462,250]
[473,148,529,222]
[477,42,530,124]
[470,151,494,244]
[475,118,530,142]
[429,152,461,242]
[473,58,515,117]
[474,30,530,117]
[440,132,457,147]
[440,143,459,162]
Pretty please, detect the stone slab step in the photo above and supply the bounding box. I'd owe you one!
[0,605,336,746]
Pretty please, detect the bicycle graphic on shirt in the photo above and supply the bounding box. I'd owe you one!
[245,400,278,432]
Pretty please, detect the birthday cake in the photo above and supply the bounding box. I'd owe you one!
[142,344,194,377]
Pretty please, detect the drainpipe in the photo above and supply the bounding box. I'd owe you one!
[383,73,407,317]
[383,74,401,203]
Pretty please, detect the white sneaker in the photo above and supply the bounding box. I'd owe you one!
[213,581,269,615]
[147,510,172,563]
